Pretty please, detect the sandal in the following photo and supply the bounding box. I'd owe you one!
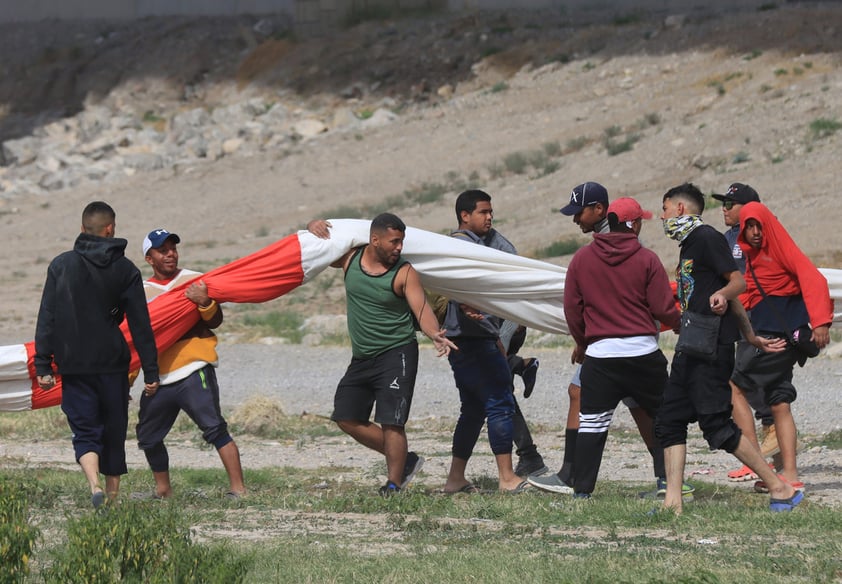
[754,475,805,494]
[439,483,481,495]
[769,489,804,512]
[727,464,758,482]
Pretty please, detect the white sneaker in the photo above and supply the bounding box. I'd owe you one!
[527,474,574,494]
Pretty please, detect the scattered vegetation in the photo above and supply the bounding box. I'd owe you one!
[242,310,304,342]
[603,125,641,156]
[490,81,509,93]
[533,237,582,258]
[2,464,840,583]
[0,479,39,583]
[808,117,842,140]
[566,136,589,153]
[43,499,248,583]
[732,151,751,164]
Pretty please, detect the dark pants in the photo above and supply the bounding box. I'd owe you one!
[655,347,742,453]
[449,338,515,459]
[574,351,668,495]
[136,365,232,472]
[61,372,130,476]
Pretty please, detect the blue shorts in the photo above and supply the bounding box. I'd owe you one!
[61,372,130,476]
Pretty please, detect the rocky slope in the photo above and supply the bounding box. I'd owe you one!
[1,3,841,341]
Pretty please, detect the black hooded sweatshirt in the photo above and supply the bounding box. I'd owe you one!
[34,233,159,383]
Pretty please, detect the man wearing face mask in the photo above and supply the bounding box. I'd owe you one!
[654,183,800,514]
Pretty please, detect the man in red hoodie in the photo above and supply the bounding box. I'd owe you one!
[731,201,833,493]
[562,197,681,498]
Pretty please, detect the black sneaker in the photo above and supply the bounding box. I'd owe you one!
[515,456,549,478]
[400,451,425,489]
[379,480,401,497]
[522,358,539,398]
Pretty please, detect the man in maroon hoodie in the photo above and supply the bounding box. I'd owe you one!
[562,197,681,498]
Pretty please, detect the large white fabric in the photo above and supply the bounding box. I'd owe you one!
[3,220,841,412]
[299,219,568,334]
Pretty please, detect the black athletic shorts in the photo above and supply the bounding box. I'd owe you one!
[332,341,418,427]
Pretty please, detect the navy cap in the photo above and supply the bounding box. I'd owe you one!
[142,228,180,256]
[560,182,609,216]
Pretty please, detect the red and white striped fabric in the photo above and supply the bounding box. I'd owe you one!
[2,219,840,411]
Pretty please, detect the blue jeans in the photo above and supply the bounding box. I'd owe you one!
[448,338,515,459]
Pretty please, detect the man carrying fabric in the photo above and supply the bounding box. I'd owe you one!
[441,191,529,493]
[447,189,548,479]
[135,228,246,499]
[35,201,159,509]
[655,183,801,514]
[308,213,456,495]
[731,201,832,493]
[563,197,681,499]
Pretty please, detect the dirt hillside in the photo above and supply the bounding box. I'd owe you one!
[1,3,841,342]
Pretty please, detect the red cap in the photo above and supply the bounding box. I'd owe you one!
[607,197,653,222]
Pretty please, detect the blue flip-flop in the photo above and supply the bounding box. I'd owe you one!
[91,491,106,510]
[769,489,804,512]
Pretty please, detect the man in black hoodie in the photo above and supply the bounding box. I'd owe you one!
[35,201,159,509]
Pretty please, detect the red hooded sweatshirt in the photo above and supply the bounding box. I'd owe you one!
[738,202,833,329]
[564,232,681,348]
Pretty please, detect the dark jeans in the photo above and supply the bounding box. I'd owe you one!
[448,338,515,459]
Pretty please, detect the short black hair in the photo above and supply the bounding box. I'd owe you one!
[607,212,636,233]
[82,201,116,235]
[370,212,406,234]
[455,189,491,223]
[662,183,705,215]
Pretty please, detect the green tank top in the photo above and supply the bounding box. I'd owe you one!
[345,247,416,358]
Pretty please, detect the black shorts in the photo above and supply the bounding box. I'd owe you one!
[731,338,799,405]
[332,341,418,427]
[655,345,741,451]
[579,351,668,416]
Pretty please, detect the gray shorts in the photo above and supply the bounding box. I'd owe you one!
[731,338,799,405]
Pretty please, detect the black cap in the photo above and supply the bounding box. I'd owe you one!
[712,183,760,204]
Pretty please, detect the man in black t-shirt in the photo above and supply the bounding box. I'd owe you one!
[654,184,803,514]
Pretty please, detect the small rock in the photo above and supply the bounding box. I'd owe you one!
[292,119,327,138]
[222,138,244,155]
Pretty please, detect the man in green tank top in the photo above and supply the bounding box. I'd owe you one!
[308,213,456,495]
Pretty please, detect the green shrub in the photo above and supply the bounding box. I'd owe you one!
[809,117,842,140]
[44,502,249,583]
[503,152,529,174]
[490,81,509,93]
[566,136,588,153]
[542,141,562,157]
[0,480,39,584]
[534,238,582,258]
[604,133,640,156]
[243,310,304,342]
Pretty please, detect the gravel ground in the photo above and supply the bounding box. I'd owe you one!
[215,344,842,437]
[4,343,841,506]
